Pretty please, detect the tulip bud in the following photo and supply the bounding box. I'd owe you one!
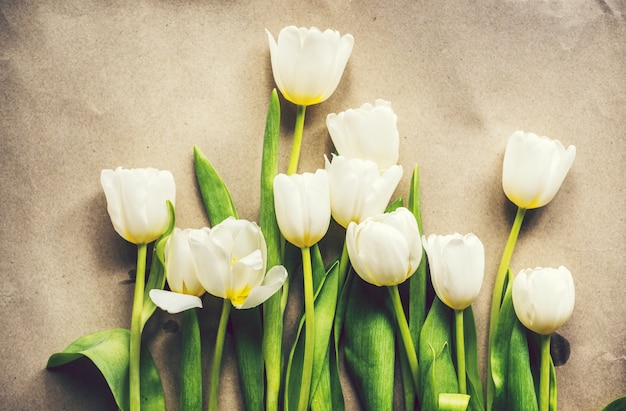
[346,207,422,286]
[273,170,331,248]
[326,99,400,169]
[325,154,403,228]
[512,266,575,335]
[502,131,576,209]
[422,233,485,310]
[266,26,354,106]
[191,218,288,309]
[100,167,176,244]
[164,228,208,297]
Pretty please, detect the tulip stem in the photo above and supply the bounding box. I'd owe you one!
[298,246,315,411]
[539,334,551,411]
[287,105,307,175]
[129,243,147,411]
[455,309,467,394]
[388,285,419,393]
[487,206,526,410]
[209,299,232,411]
[337,238,350,297]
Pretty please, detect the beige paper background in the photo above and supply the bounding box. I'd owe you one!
[1,1,624,410]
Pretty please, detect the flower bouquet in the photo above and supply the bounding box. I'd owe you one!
[46,25,625,411]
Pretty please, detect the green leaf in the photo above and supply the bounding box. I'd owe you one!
[419,297,459,411]
[602,396,626,411]
[491,279,538,411]
[141,200,175,329]
[344,279,396,411]
[46,328,164,411]
[285,246,340,411]
[260,89,283,411]
[464,307,485,411]
[181,309,202,411]
[386,197,404,212]
[193,145,238,224]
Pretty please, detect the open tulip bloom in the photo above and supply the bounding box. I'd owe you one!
[326,99,400,170]
[267,25,354,175]
[512,266,575,411]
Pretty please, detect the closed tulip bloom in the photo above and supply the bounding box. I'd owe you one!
[100,167,176,244]
[190,217,287,309]
[326,99,400,169]
[502,131,576,209]
[266,26,354,106]
[346,207,422,286]
[273,170,331,248]
[325,154,403,228]
[422,233,485,310]
[149,228,208,314]
[512,266,575,335]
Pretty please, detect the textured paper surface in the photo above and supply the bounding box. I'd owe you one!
[1,1,624,410]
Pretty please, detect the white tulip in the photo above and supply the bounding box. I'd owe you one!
[346,207,422,286]
[273,170,331,248]
[266,26,354,106]
[100,167,176,245]
[190,218,287,309]
[512,266,575,335]
[326,99,400,169]
[324,154,403,228]
[502,131,576,209]
[422,233,485,310]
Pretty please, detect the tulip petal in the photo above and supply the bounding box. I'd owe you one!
[237,266,288,309]
[149,289,202,314]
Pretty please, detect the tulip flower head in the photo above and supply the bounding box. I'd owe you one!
[100,167,176,244]
[325,154,403,228]
[149,228,208,314]
[346,207,422,286]
[512,266,575,335]
[187,218,287,309]
[326,99,400,170]
[273,169,331,248]
[266,26,354,106]
[422,233,485,311]
[502,131,576,209]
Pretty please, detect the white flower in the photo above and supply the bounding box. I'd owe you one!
[100,167,176,244]
[326,99,399,169]
[502,131,576,209]
[266,26,354,106]
[512,266,575,335]
[325,154,403,228]
[273,170,331,248]
[346,207,422,286]
[422,233,485,310]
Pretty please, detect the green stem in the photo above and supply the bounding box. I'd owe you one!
[209,299,232,411]
[298,246,315,411]
[539,334,551,411]
[181,308,202,411]
[455,309,467,394]
[287,105,307,176]
[129,243,147,411]
[388,285,419,392]
[488,206,526,410]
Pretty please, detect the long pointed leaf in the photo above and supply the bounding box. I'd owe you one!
[419,297,458,411]
[344,279,396,411]
[47,328,164,411]
[260,88,284,411]
[181,309,202,411]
